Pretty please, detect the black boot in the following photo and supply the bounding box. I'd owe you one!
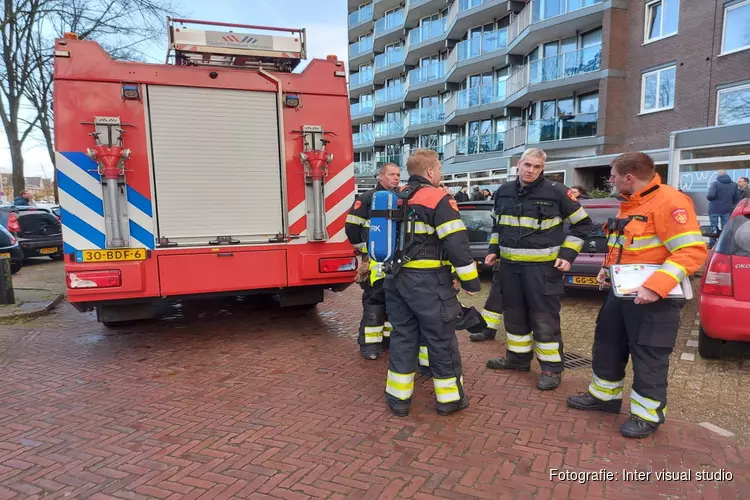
[469,328,496,342]
[621,415,659,438]
[566,392,622,414]
[486,356,530,371]
[436,394,469,416]
[381,337,390,351]
[537,370,562,391]
[389,404,409,417]
[360,344,382,360]
[418,365,432,378]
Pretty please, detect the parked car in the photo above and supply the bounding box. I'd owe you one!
[0,205,64,261]
[0,224,24,274]
[696,198,750,359]
[456,198,620,288]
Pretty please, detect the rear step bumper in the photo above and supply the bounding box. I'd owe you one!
[18,237,63,257]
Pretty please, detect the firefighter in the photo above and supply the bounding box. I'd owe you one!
[345,163,401,360]
[567,152,707,438]
[383,149,480,417]
[470,256,504,342]
[485,148,593,390]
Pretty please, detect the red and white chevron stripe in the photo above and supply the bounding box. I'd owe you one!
[288,162,355,244]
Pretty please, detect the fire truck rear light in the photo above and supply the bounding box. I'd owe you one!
[122,84,140,100]
[67,270,122,289]
[319,257,357,273]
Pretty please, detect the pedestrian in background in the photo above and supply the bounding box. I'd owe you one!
[454,186,470,203]
[738,176,749,201]
[706,170,739,248]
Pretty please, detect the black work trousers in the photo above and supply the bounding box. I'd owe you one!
[499,262,565,373]
[357,279,391,346]
[589,291,683,424]
[481,266,504,331]
[384,269,464,410]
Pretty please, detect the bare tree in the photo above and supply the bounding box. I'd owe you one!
[1,0,53,197]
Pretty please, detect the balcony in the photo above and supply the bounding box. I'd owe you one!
[348,5,374,42]
[374,84,406,113]
[353,130,375,151]
[506,45,603,105]
[349,68,374,97]
[374,47,405,83]
[457,132,506,156]
[374,120,404,144]
[447,28,508,83]
[527,112,598,144]
[374,0,402,18]
[405,0,447,26]
[406,62,447,100]
[405,105,446,136]
[350,101,374,125]
[354,161,378,177]
[506,0,607,56]
[457,81,507,110]
[374,9,405,50]
[375,154,406,169]
[446,0,511,41]
[349,38,374,69]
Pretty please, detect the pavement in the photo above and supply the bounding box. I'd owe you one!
[0,258,65,323]
[0,264,748,498]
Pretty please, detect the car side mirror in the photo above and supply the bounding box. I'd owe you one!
[700,225,720,239]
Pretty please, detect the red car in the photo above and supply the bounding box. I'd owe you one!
[697,198,750,359]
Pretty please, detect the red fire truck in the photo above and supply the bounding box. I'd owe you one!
[54,18,357,326]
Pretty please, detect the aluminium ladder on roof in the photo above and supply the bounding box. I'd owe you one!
[166,17,307,72]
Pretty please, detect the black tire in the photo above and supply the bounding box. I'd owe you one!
[102,320,136,328]
[698,326,723,359]
[49,253,64,261]
[10,262,22,274]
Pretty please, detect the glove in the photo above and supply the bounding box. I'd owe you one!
[355,257,370,283]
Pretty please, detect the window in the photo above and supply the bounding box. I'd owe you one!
[641,66,676,113]
[644,0,679,43]
[722,0,750,54]
[717,83,750,126]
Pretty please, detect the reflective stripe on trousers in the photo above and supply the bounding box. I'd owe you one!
[386,370,415,400]
[481,308,502,330]
[588,374,624,401]
[418,345,429,366]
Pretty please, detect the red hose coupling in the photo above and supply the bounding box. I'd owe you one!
[303,150,331,181]
[90,145,127,180]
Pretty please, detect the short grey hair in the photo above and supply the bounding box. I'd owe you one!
[379,162,400,175]
[520,147,547,163]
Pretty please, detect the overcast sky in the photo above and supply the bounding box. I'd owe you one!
[0,0,349,177]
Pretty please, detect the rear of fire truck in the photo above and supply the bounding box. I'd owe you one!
[54,19,357,326]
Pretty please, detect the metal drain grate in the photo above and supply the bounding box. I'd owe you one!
[564,352,592,369]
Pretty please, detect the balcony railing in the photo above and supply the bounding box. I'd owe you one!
[353,131,375,147]
[406,105,446,128]
[527,112,598,143]
[457,132,505,156]
[375,84,405,104]
[408,18,447,45]
[457,80,507,110]
[375,154,405,168]
[408,61,446,86]
[375,120,404,138]
[529,45,602,85]
[459,0,492,13]
[350,37,374,58]
[354,161,377,176]
[349,5,374,28]
[531,0,604,23]
[351,101,374,117]
[375,47,405,70]
[504,123,527,150]
[456,29,508,62]
[507,3,533,43]
[350,68,374,87]
[375,9,405,35]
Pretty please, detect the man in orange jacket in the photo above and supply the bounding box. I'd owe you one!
[567,152,707,438]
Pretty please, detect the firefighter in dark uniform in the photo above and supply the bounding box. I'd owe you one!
[485,148,593,390]
[567,152,707,438]
[383,149,481,417]
[345,163,401,360]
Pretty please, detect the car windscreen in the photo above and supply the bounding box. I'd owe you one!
[459,208,493,242]
[563,205,619,236]
[715,215,750,257]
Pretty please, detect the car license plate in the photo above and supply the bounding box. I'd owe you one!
[0,252,10,259]
[75,248,147,263]
[39,247,58,255]
[568,275,600,286]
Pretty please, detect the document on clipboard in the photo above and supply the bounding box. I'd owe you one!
[610,264,693,300]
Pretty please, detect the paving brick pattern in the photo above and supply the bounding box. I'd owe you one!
[0,284,748,499]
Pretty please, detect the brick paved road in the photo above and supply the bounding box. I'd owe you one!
[0,274,748,498]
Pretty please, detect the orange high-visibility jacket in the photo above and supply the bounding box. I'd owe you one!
[605,175,708,298]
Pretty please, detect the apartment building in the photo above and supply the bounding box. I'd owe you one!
[347,0,750,199]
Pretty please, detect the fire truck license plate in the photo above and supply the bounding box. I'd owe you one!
[568,275,599,286]
[75,249,147,263]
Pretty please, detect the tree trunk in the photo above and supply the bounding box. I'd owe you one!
[11,139,25,197]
